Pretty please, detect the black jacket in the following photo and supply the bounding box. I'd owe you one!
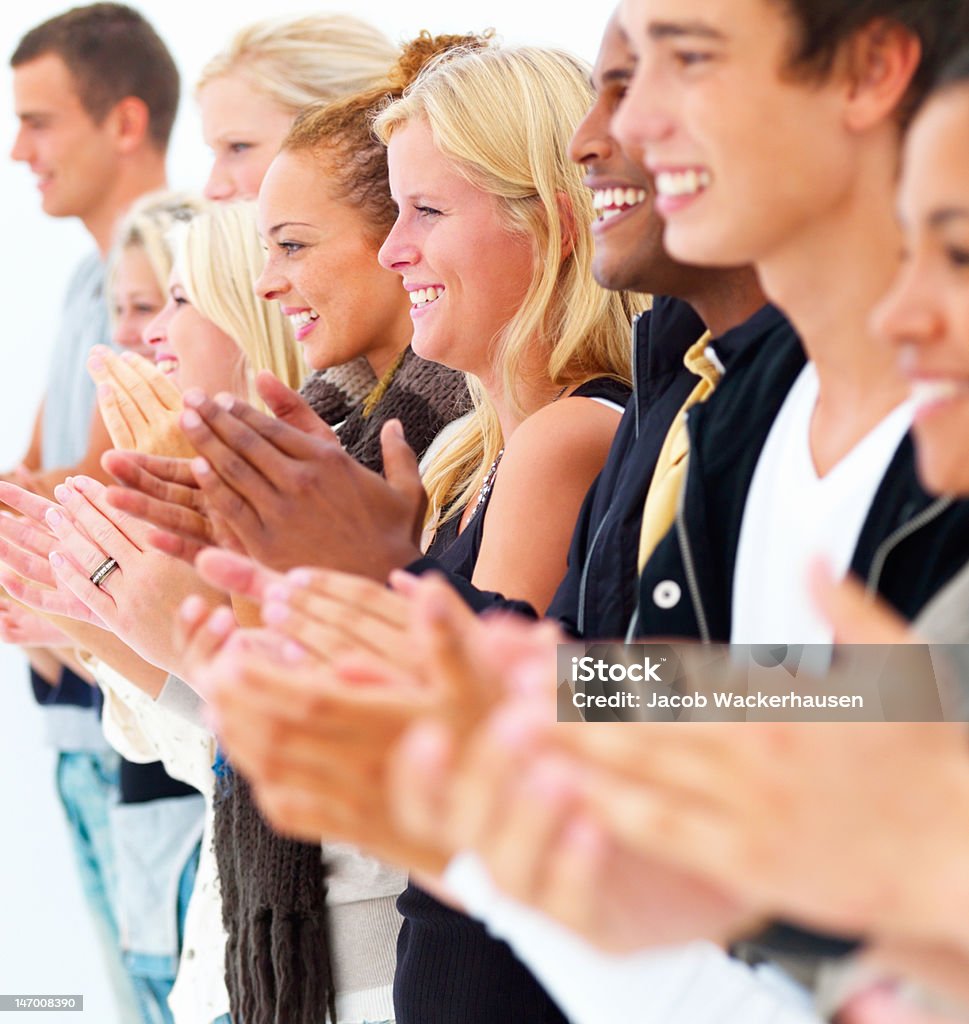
[633,319,969,642]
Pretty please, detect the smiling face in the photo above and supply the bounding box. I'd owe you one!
[255,149,410,376]
[111,245,165,360]
[570,13,668,293]
[378,119,537,386]
[198,73,295,201]
[613,0,853,269]
[10,53,121,220]
[143,270,245,395]
[870,87,969,496]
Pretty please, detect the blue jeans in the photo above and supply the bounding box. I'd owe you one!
[55,750,141,1021]
[126,841,202,1024]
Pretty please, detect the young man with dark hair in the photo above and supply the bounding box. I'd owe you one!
[11,1,179,153]
[8,9,201,1023]
[619,0,969,649]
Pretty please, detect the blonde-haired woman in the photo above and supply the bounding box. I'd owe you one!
[370,43,638,1024]
[197,14,396,203]
[376,44,636,611]
[108,190,208,361]
[161,200,306,401]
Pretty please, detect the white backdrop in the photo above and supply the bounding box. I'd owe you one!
[0,2,609,1019]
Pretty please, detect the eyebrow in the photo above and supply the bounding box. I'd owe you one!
[268,222,315,235]
[647,20,727,42]
[928,208,969,228]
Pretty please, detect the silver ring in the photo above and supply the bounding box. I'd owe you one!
[89,557,119,589]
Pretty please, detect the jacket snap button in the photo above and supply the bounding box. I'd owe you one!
[653,580,681,609]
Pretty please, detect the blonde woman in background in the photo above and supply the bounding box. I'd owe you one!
[107,191,209,362]
[196,14,396,202]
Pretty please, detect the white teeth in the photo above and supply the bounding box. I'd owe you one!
[592,187,649,220]
[910,379,963,409]
[411,286,443,308]
[288,310,319,329]
[655,169,712,198]
[157,358,178,375]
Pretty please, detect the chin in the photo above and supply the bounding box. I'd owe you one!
[917,457,969,498]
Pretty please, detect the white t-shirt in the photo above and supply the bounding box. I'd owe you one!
[445,853,822,1024]
[732,364,913,647]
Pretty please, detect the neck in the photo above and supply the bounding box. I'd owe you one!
[364,302,415,379]
[82,152,168,256]
[681,266,767,338]
[756,131,907,411]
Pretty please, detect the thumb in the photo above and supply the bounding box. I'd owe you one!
[380,420,427,529]
[808,560,910,643]
[255,370,331,439]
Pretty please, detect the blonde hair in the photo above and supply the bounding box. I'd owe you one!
[108,190,209,325]
[374,46,642,528]
[196,14,397,115]
[176,202,306,404]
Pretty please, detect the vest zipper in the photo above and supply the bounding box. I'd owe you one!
[865,496,953,595]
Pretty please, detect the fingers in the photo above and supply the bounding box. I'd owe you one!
[0,511,57,560]
[52,479,141,563]
[103,453,212,548]
[173,595,237,686]
[180,389,301,493]
[48,550,118,621]
[115,350,183,412]
[102,448,199,490]
[288,567,411,631]
[146,526,207,564]
[389,721,456,848]
[261,570,410,663]
[195,548,283,602]
[447,705,547,849]
[96,382,137,451]
[0,570,103,627]
[380,420,427,537]
[255,371,339,443]
[0,481,58,525]
[0,532,57,586]
[189,455,265,542]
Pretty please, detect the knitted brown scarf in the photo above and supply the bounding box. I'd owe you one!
[214,346,470,1024]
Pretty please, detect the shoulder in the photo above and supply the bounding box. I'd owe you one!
[500,393,623,479]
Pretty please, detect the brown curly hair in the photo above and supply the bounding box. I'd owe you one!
[281,30,492,245]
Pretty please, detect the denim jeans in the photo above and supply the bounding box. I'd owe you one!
[126,841,202,1024]
[55,750,141,1022]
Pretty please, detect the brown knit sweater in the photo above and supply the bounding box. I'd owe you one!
[214,346,470,1024]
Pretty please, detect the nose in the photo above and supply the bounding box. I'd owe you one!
[143,302,172,348]
[203,158,236,202]
[871,256,945,355]
[568,98,614,167]
[612,63,677,167]
[254,254,289,302]
[112,311,140,351]
[377,216,419,273]
[9,124,32,164]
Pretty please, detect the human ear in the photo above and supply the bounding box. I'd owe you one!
[841,19,922,132]
[111,96,151,155]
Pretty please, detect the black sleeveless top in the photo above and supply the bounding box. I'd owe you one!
[394,377,631,1024]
